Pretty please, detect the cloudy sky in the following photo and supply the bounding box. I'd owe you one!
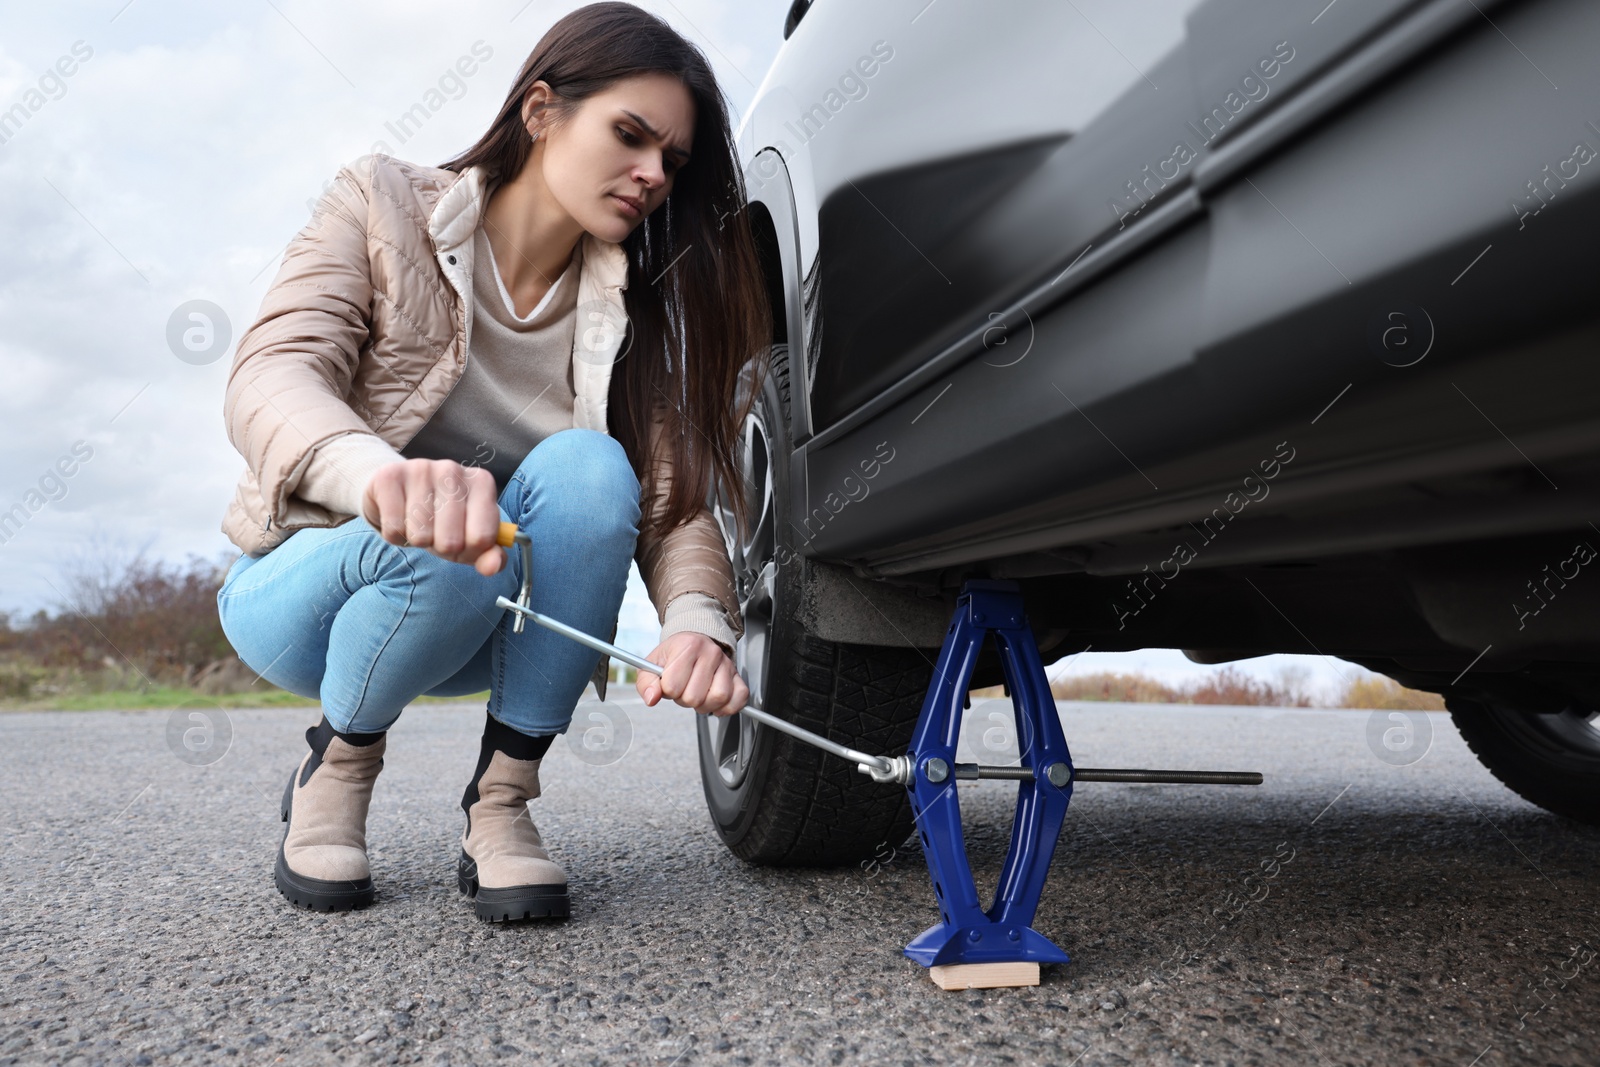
[0,0,1356,700]
[0,0,789,654]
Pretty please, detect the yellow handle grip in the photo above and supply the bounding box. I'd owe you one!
[496,521,519,547]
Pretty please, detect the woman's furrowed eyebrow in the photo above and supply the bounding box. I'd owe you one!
[620,109,690,162]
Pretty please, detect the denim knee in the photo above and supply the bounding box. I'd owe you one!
[506,429,642,538]
[334,524,519,641]
[422,537,522,616]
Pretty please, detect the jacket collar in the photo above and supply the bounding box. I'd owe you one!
[427,163,631,432]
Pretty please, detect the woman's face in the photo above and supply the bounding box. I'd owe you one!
[528,73,696,244]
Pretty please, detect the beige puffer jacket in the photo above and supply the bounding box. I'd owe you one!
[220,153,743,695]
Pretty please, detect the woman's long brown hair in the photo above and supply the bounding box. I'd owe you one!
[440,1,772,544]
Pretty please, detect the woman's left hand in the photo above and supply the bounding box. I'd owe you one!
[636,632,748,717]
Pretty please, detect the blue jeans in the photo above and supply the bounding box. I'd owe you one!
[217,429,641,737]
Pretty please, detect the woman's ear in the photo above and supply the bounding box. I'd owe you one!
[520,80,552,134]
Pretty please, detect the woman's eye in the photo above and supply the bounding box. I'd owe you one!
[618,127,679,173]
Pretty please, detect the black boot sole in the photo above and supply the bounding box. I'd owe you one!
[275,768,375,912]
[457,849,569,921]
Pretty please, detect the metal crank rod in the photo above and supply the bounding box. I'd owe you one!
[491,524,898,780]
[950,763,1263,786]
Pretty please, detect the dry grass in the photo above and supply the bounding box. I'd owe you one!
[973,666,1444,710]
[1336,675,1446,710]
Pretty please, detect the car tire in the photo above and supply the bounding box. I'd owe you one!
[697,344,933,866]
[1448,695,1600,824]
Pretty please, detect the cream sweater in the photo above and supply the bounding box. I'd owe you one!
[294,223,737,655]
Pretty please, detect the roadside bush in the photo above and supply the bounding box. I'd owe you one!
[0,660,48,700]
[1337,675,1445,710]
[1048,671,1181,703]
[0,546,241,694]
[1186,665,1314,707]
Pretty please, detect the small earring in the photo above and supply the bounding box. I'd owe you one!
[530,130,540,143]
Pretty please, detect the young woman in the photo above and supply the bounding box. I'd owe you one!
[215,2,771,921]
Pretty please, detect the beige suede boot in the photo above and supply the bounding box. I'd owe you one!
[274,715,386,912]
[457,712,569,921]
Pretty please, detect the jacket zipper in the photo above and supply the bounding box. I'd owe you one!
[400,216,479,452]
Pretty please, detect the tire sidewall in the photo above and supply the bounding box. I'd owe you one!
[1450,697,1600,822]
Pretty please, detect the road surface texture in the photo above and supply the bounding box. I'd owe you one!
[4,696,1598,1066]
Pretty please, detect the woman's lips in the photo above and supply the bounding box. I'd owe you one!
[612,195,641,218]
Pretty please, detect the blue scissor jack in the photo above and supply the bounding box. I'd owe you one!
[901,579,1075,982]
[492,529,1262,990]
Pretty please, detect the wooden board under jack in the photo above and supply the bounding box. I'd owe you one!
[928,962,1041,990]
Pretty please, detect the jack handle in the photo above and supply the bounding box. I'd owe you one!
[488,524,899,781]
[495,522,535,635]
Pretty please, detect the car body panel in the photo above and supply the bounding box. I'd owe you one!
[733,0,1600,681]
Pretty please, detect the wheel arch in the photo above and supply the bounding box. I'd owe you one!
[742,148,809,445]
[742,150,950,649]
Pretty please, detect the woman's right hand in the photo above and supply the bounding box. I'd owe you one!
[360,459,506,577]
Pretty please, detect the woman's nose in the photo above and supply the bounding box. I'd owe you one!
[634,156,667,188]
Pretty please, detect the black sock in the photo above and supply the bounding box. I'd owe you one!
[306,715,386,756]
[460,712,557,816]
[480,712,557,762]
[299,715,385,787]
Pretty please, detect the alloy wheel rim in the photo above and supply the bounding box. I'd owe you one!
[703,402,777,790]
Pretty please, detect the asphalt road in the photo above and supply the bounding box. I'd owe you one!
[4,696,1599,1066]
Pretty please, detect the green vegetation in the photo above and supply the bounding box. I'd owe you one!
[13,688,504,713]
[37,686,318,712]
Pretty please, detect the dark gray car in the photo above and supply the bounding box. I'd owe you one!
[698,0,1600,864]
